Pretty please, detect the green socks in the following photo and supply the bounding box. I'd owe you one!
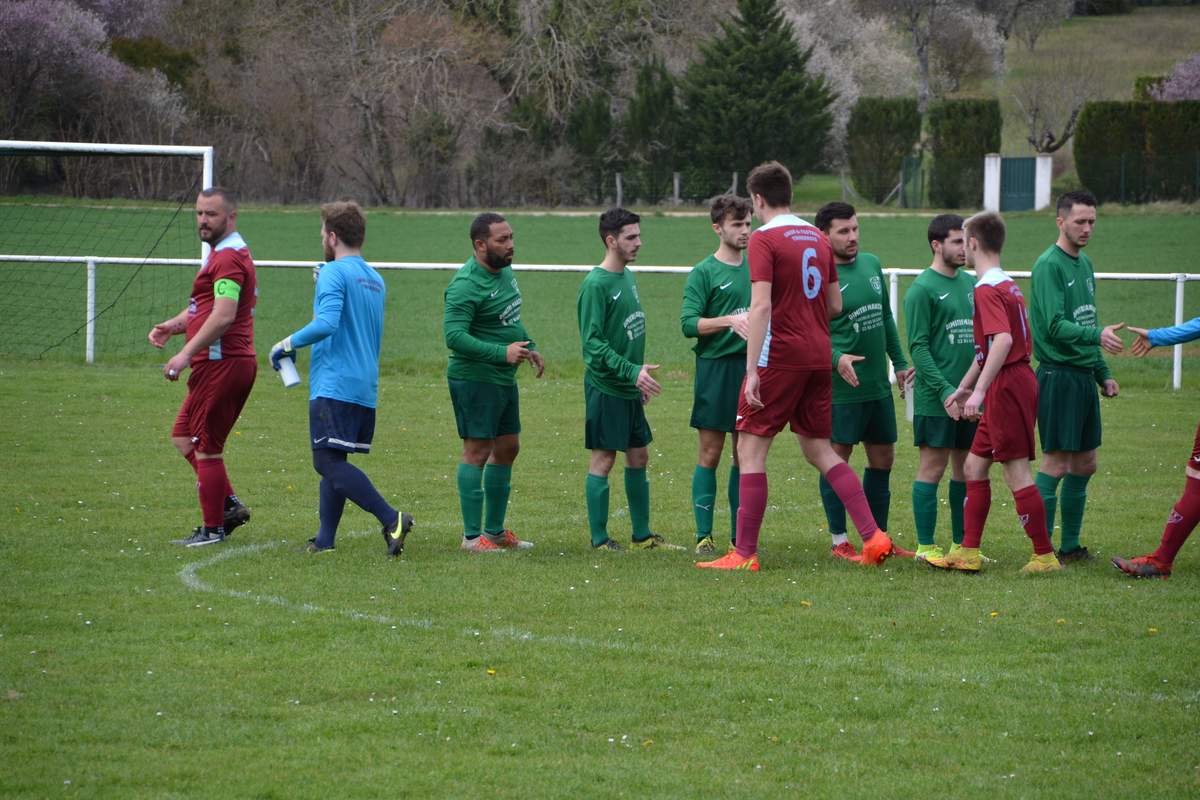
[819,475,846,536]
[912,480,939,546]
[863,468,891,531]
[457,463,484,539]
[586,473,610,547]
[625,467,652,542]
[483,463,512,535]
[1060,473,1091,553]
[949,479,966,545]
[1036,472,1063,547]
[692,465,717,541]
[728,466,740,545]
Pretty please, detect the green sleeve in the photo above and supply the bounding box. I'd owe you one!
[904,285,954,402]
[1031,265,1101,347]
[578,283,639,384]
[882,277,908,372]
[443,282,507,364]
[680,269,706,338]
[1093,356,1112,384]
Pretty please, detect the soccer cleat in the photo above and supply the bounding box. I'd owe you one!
[180,527,224,548]
[830,541,860,562]
[695,535,716,555]
[859,530,895,565]
[926,546,982,572]
[1111,554,1171,579]
[486,529,534,550]
[593,538,625,552]
[461,535,503,553]
[1056,546,1095,564]
[381,512,414,557]
[630,534,686,551]
[171,526,204,546]
[304,537,335,554]
[914,544,946,562]
[891,542,916,559]
[946,543,995,564]
[223,501,250,537]
[696,550,760,571]
[1020,552,1063,574]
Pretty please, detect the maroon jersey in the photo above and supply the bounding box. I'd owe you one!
[747,214,837,371]
[972,269,1032,369]
[187,232,257,364]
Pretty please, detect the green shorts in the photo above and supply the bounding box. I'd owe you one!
[913,414,978,450]
[832,395,898,446]
[448,379,520,440]
[1037,362,1101,453]
[584,379,652,452]
[690,354,746,433]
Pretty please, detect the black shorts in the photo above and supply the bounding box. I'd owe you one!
[310,396,376,453]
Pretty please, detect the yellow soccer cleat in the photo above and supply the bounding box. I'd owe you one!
[927,546,982,572]
[1020,552,1063,574]
[695,535,717,555]
[914,544,946,562]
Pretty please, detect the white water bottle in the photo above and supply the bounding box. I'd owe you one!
[278,355,300,388]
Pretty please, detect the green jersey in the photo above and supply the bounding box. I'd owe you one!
[443,256,535,386]
[577,267,646,399]
[1029,244,1110,382]
[903,267,976,416]
[830,253,908,404]
[680,254,751,359]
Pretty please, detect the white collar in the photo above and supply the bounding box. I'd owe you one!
[975,267,1011,287]
[756,213,813,232]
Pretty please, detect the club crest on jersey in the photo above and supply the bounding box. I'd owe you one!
[511,277,519,292]
[967,291,975,306]
[1087,278,1094,296]
[870,276,882,295]
[1169,510,1184,524]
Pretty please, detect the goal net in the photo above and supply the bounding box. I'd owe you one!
[0,140,212,362]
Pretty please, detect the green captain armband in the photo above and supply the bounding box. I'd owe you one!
[214,278,241,301]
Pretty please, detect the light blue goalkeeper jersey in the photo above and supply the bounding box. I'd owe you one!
[290,255,386,408]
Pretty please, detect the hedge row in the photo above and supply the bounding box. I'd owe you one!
[846,98,920,203]
[1075,101,1200,202]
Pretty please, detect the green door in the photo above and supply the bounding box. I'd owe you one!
[1000,157,1035,211]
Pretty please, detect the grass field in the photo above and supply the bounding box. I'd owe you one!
[3,205,1200,797]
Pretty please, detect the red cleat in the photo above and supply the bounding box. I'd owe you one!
[830,541,861,563]
[696,550,760,572]
[1111,554,1171,579]
[860,530,894,565]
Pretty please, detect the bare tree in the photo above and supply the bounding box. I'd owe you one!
[1009,49,1100,153]
[974,0,1071,74]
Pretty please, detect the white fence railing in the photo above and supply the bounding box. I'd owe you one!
[2,255,1196,389]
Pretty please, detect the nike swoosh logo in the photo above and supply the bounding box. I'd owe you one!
[1067,279,1076,287]
[612,291,622,300]
[1192,455,1200,462]
[489,290,499,298]
[938,293,949,300]
[312,436,327,444]
[695,504,712,511]
[719,281,733,290]
[839,284,848,293]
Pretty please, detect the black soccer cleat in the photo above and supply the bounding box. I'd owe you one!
[1056,546,1095,564]
[382,512,414,557]
[223,501,251,537]
[304,537,335,554]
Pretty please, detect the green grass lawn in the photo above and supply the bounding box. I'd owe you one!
[3,204,1200,796]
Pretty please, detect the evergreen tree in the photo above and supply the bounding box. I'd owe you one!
[623,59,680,201]
[680,0,834,190]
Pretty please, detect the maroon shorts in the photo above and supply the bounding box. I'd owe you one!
[172,357,257,454]
[736,367,832,439]
[1189,419,1200,470]
[970,364,1037,462]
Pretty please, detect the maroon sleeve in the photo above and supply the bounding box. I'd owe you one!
[748,232,774,283]
[209,250,247,289]
[822,239,837,285]
[975,285,1011,337]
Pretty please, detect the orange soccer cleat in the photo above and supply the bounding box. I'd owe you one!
[859,530,895,565]
[696,550,760,572]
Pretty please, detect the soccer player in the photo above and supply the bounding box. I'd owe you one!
[930,211,1060,574]
[1111,316,1200,578]
[150,187,256,547]
[903,214,978,562]
[578,207,679,551]
[697,161,895,572]
[268,201,412,556]
[444,213,542,553]
[814,202,914,561]
[680,194,752,554]
[1029,190,1125,563]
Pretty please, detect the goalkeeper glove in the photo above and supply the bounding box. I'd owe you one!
[269,336,296,371]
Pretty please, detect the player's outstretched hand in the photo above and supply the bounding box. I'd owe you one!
[636,364,661,398]
[1101,378,1120,398]
[505,340,531,365]
[744,370,763,410]
[837,353,864,387]
[1129,325,1153,357]
[728,312,750,341]
[963,389,985,421]
[269,337,296,371]
[148,322,174,349]
[528,349,545,378]
[1101,322,1126,354]
[163,351,189,381]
